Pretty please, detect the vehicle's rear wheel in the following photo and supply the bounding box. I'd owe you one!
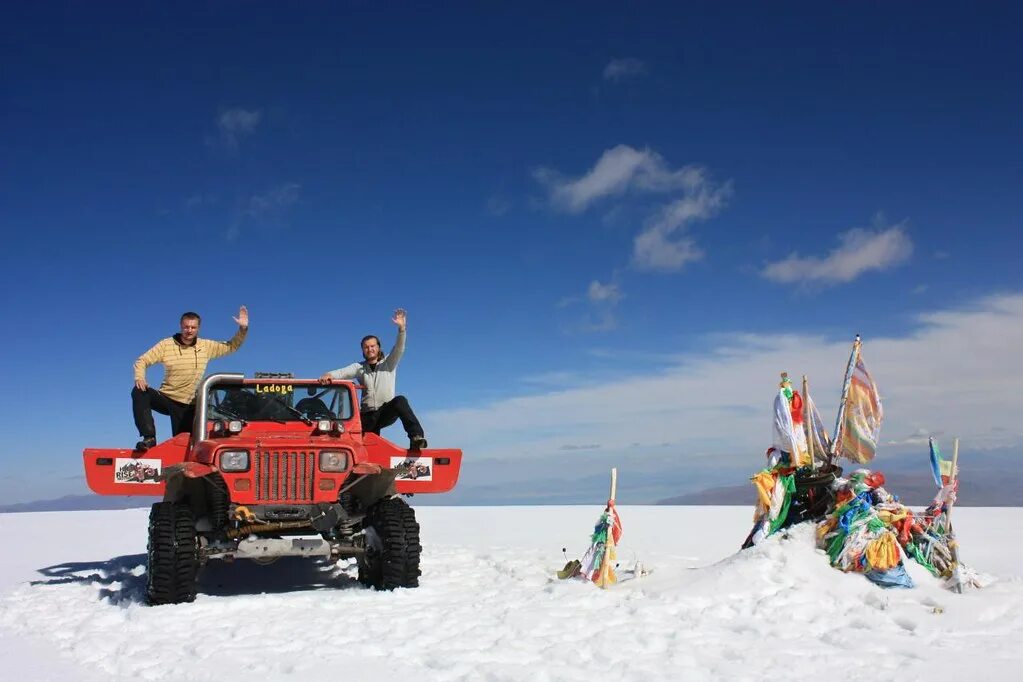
[357,497,421,590]
[146,502,200,605]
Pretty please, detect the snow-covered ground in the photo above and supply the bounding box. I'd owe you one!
[1,505,1021,681]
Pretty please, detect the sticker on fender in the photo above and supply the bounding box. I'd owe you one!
[391,456,433,481]
[114,458,162,484]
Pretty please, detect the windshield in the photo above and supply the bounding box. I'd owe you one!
[207,383,354,422]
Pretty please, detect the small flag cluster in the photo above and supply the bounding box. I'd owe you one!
[579,502,622,587]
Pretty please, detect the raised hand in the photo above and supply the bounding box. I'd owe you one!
[392,308,407,330]
[234,305,249,328]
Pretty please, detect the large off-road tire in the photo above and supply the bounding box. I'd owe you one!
[146,502,200,605]
[358,497,421,590]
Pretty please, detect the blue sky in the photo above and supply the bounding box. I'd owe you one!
[1,2,1021,504]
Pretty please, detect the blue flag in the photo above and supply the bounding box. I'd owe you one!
[929,437,952,487]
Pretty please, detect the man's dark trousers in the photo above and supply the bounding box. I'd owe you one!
[132,387,195,438]
[360,395,424,440]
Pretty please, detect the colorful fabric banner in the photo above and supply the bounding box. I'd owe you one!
[807,394,832,462]
[838,353,883,463]
[929,437,955,487]
[579,505,623,584]
[773,387,809,466]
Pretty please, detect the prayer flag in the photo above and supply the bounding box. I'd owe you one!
[929,437,956,487]
[838,353,883,463]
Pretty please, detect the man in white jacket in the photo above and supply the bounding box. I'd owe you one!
[321,308,427,450]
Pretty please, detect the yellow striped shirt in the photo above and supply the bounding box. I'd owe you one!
[134,329,248,404]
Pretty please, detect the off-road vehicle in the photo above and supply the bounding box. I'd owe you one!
[83,373,462,604]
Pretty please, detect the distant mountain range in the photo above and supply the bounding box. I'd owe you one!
[0,494,159,514]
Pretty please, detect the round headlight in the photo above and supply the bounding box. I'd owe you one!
[319,450,348,472]
[220,450,250,472]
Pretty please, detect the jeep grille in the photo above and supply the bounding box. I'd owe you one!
[254,451,315,502]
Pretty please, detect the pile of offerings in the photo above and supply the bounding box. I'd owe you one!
[742,337,983,592]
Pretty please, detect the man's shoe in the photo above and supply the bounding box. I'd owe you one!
[134,437,157,453]
[409,435,428,451]
[557,559,582,580]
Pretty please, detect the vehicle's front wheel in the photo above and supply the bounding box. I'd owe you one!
[146,502,200,605]
[358,497,421,590]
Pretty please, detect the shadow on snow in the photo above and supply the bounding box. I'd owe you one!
[32,555,364,605]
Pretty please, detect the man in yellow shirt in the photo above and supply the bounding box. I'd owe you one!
[132,306,249,451]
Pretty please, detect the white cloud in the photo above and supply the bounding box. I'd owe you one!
[216,108,262,147]
[533,145,730,273]
[520,371,584,386]
[632,229,702,271]
[886,427,940,447]
[632,179,732,271]
[763,220,913,285]
[588,279,623,304]
[425,293,1023,469]
[558,278,625,333]
[603,58,647,82]
[534,145,706,213]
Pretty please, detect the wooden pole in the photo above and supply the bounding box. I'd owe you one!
[803,375,815,471]
[831,335,861,464]
[950,439,959,488]
[947,438,963,593]
[596,468,618,589]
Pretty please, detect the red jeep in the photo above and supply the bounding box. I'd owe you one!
[83,373,462,605]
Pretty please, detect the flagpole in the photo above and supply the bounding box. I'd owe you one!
[830,335,861,464]
[803,375,815,471]
[947,438,963,593]
[596,468,618,589]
